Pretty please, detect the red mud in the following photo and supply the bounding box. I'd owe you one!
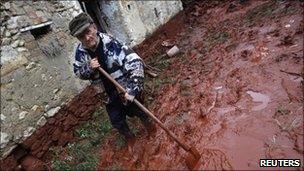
[99,1,303,170]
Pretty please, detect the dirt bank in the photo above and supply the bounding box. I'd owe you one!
[99,0,303,170]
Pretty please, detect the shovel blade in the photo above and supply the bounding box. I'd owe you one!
[185,147,201,169]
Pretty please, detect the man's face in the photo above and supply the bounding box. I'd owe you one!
[77,24,98,49]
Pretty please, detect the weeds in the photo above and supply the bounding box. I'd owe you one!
[115,136,126,150]
[276,105,291,116]
[243,1,277,27]
[51,142,100,171]
[51,107,110,170]
[75,107,112,145]
[52,160,72,171]
[146,53,172,70]
[244,1,299,27]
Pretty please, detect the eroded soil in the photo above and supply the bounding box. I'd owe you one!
[97,1,303,170]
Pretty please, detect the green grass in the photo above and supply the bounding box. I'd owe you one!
[115,136,126,150]
[146,53,172,71]
[52,160,72,171]
[243,1,277,27]
[275,105,291,116]
[51,107,111,170]
[75,107,112,145]
[243,1,300,27]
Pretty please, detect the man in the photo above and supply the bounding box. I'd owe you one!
[69,13,155,146]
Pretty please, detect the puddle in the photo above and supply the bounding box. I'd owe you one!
[246,91,270,111]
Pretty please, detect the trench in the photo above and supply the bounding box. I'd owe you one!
[1,0,303,170]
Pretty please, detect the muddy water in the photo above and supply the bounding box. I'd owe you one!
[246,91,270,111]
[98,1,303,170]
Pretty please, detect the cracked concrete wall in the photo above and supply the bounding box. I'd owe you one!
[100,0,183,46]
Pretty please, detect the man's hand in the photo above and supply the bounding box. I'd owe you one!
[124,93,135,102]
[90,58,100,69]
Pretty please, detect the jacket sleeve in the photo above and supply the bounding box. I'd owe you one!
[103,34,145,96]
[73,48,99,80]
[123,46,145,97]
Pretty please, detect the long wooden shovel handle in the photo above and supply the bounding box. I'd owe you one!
[97,67,191,152]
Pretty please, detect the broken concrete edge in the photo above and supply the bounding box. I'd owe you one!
[0,85,102,165]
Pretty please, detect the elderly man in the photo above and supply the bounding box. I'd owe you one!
[69,13,155,145]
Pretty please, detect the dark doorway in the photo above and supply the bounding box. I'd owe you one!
[78,0,107,33]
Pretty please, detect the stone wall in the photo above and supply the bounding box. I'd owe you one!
[0,1,85,159]
[0,85,102,170]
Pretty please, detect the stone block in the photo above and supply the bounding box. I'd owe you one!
[25,62,36,70]
[3,2,10,10]
[23,5,34,14]
[24,41,38,50]
[0,114,6,121]
[23,127,35,139]
[36,116,47,126]
[28,11,38,19]
[17,16,31,28]
[2,38,11,46]
[44,107,61,118]
[0,132,11,148]
[7,16,19,30]
[19,111,28,120]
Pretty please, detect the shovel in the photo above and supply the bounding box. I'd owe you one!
[97,66,201,169]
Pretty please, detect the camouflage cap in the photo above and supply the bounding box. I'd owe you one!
[69,13,93,37]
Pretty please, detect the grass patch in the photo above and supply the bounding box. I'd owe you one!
[51,142,100,171]
[75,107,112,145]
[52,160,72,171]
[146,53,172,70]
[115,136,126,150]
[202,31,230,53]
[244,1,277,27]
[243,1,300,27]
[275,105,291,117]
[50,107,111,170]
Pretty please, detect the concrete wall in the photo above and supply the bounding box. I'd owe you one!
[101,0,183,46]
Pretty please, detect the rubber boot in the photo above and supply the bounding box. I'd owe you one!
[118,125,136,148]
[140,117,156,136]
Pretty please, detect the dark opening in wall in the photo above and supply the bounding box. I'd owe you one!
[180,0,196,8]
[30,25,52,39]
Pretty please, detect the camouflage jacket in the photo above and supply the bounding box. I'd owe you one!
[73,32,144,97]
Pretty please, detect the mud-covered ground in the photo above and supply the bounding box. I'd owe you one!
[42,1,303,170]
[97,1,303,170]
